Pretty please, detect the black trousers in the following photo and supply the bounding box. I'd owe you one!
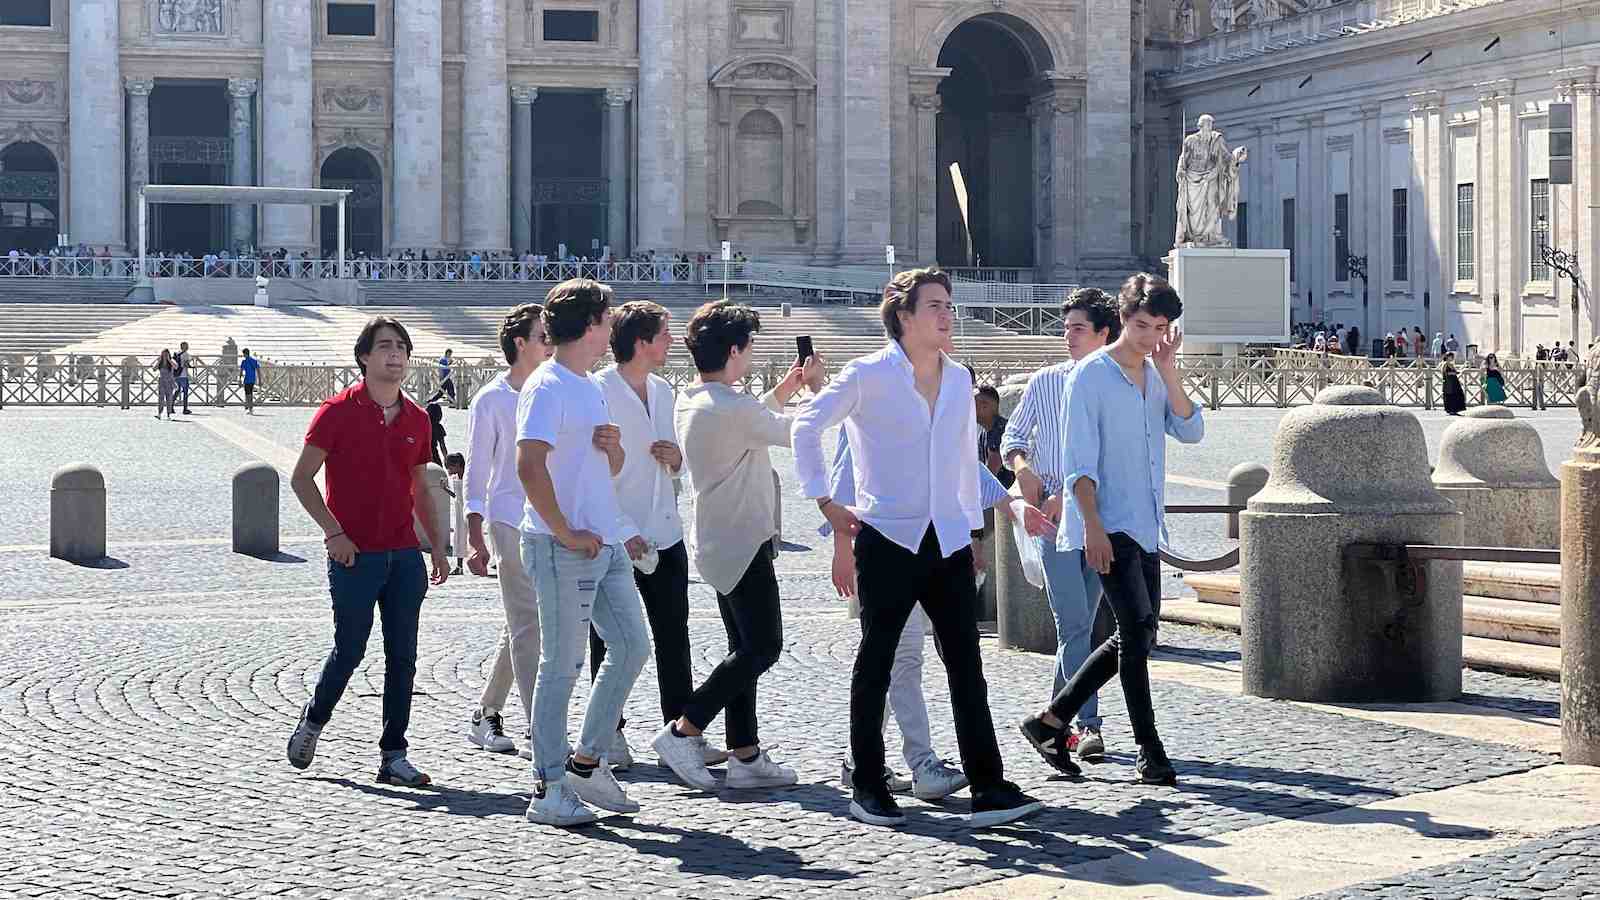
[851,524,1005,793]
[1048,532,1163,746]
[678,550,783,749]
[589,541,694,729]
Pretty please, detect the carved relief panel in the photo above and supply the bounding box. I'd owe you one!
[145,0,230,38]
[710,55,816,243]
[732,2,790,51]
[316,83,390,123]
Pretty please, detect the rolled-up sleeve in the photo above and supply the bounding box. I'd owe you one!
[977,461,1009,509]
[462,393,497,519]
[1058,370,1101,495]
[791,363,861,499]
[1000,374,1039,459]
[1165,397,1205,444]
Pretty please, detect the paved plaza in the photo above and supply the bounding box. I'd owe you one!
[3,405,1596,899]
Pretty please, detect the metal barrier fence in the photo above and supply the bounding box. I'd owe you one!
[0,352,1581,410]
[0,255,704,284]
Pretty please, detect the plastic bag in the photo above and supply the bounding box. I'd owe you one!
[1010,509,1046,589]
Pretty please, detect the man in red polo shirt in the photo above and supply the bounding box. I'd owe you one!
[285,316,450,787]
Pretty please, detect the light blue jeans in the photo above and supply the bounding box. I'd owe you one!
[523,534,650,785]
[1038,536,1104,729]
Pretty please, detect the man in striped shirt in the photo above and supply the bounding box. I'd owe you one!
[1001,287,1120,766]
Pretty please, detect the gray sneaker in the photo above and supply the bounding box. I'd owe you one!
[286,705,322,770]
[1077,726,1106,763]
[376,752,432,787]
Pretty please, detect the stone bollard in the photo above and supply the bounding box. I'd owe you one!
[995,501,1054,653]
[50,463,107,563]
[1225,463,1270,539]
[414,462,452,553]
[232,463,280,557]
[1241,385,1463,702]
[1561,352,1600,765]
[1433,405,1559,548]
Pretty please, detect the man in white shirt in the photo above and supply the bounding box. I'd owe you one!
[517,279,651,827]
[792,268,1045,829]
[588,301,724,770]
[461,303,549,758]
[651,301,823,794]
[1002,287,1120,766]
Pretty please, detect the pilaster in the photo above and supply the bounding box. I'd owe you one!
[510,85,535,254]
[69,0,125,250]
[125,78,154,256]
[908,67,947,267]
[1080,0,1135,270]
[604,88,631,256]
[262,0,315,252]
[227,78,258,251]
[1557,66,1598,349]
[461,0,509,251]
[393,0,443,251]
[637,0,683,250]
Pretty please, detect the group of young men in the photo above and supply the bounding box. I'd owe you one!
[282,267,1203,830]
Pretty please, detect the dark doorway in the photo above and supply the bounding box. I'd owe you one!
[0,141,59,252]
[936,16,1040,268]
[148,82,230,254]
[319,148,383,257]
[528,91,607,257]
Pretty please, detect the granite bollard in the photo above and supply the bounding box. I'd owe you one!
[1241,385,1463,702]
[1562,350,1600,765]
[414,462,452,553]
[995,501,1054,653]
[232,463,280,557]
[1432,405,1559,548]
[1225,462,1269,539]
[50,463,107,563]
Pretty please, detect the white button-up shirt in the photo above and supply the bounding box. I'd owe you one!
[463,372,526,529]
[595,365,684,549]
[792,341,983,557]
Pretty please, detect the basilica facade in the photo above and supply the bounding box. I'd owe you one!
[1,0,1597,354]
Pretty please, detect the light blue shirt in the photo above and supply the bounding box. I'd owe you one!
[819,430,1011,538]
[1000,361,1075,497]
[1055,348,1204,554]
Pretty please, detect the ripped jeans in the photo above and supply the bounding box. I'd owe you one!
[1046,532,1163,747]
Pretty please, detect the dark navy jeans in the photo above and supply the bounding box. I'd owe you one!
[307,549,428,752]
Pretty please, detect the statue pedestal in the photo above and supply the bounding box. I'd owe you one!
[1164,247,1291,355]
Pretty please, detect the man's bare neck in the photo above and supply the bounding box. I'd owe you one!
[365,378,402,407]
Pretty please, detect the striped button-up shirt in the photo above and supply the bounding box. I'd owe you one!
[1000,361,1075,497]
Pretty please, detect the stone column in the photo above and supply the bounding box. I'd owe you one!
[1563,360,1600,765]
[510,85,536,253]
[604,88,631,256]
[909,84,942,265]
[841,0,891,261]
[461,0,508,251]
[638,0,683,250]
[262,0,315,251]
[1080,0,1134,270]
[393,0,444,251]
[125,78,154,256]
[1031,92,1079,281]
[70,0,124,250]
[227,78,258,251]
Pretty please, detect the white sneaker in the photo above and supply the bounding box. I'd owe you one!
[467,708,517,754]
[606,730,634,771]
[726,750,798,790]
[695,735,729,767]
[526,780,598,828]
[911,757,970,801]
[651,724,718,792]
[565,757,640,814]
[840,759,912,794]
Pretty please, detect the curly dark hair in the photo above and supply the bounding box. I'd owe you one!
[498,303,545,364]
[1117,273,1183,323]
[684,301,762,374]
[1062,287,1122,343]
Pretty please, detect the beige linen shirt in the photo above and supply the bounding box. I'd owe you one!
[674,381,791,595]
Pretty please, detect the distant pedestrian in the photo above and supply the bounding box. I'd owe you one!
[1383,333,1396,359]
[239,348,261,414]
[427,348,457,405]
[1431,332,1444,358]
[427,401,448,465]
[1482,354,1507,405]
[1395,329,1410,358]
[1445,333,1460,355]
[174,341,193,414]
[445,452,467,576]
[153,349,178,420]
[1441,353,1466,415]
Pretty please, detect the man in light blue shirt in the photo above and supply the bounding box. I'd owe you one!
[1020,274,1203,787]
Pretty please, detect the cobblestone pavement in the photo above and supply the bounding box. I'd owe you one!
[0,407,1585,899]
[1307,824,1600,900]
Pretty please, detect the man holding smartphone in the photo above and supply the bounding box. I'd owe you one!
[285,317,450,788]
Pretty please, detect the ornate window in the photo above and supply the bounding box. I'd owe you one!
[0,0,50,26]
[1333,193,1349,282]
[543,9,598,41]
[1455,183,1474,281]
[327,0,376,36]
[1391,188,1408,281]
[1530,178,1550,281]
[709,56,817,243]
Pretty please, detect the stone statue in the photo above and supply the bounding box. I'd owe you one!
[1174,114,1247,248]
[1210,0,1233,33]
[1579,342,1600,451]
[1177,0,1198,41]
[159,0,223,33]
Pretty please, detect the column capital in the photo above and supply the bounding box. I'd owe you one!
[1407,89,1444,113]
[227,77,259,99]
[1474,78,1514,104]
[910,93,942,112]
[1554,65,1599,98]
[603,87,632,107]
[511,84,538,105]
[124,77,156,97]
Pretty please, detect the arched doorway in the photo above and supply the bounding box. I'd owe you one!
[0,141,60,252]
[319,148,383,257]
[935,14,1049,269]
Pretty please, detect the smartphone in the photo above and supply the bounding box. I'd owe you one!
[795,335,814,367]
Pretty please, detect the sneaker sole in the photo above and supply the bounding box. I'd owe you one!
[912,779,969,801]
[468,736,518,754]
[651,737,719,792]
[376,772,432,787]
[848,801,906,827]
[1018,724,1082,777]
[1079,750,1106,764]
[969,800,1045,828]
[726,775,799,790]
[1138,771,1179,786]
[526,811,599,828]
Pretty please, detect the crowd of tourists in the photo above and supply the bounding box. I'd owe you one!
[280,267,1202,830]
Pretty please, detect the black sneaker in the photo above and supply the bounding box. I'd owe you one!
[1020,715,1081,776]
[1136,742,1178,785]
[848,783,906,827]
[969,781,1046,827]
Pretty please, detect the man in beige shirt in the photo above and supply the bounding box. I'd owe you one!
[651,301,824,794]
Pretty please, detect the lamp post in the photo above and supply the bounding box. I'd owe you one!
[1536,214,1582,348]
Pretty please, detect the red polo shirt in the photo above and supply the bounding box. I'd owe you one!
[305,382,432,552]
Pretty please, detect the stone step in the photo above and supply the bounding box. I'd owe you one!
[1462,561,1561,605]
[1159,597,1561,679]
